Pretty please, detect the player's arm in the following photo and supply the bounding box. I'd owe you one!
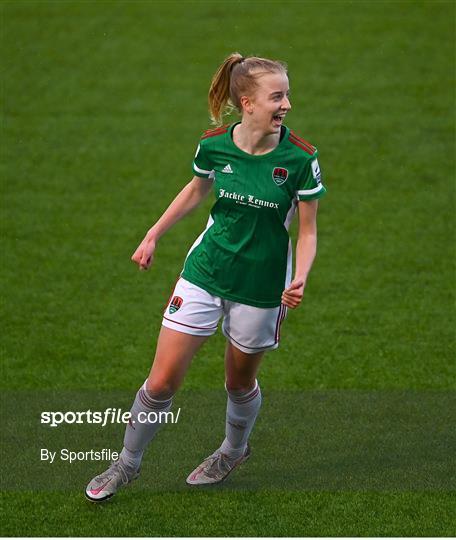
[131,176,213,270]
[281,199,318,309]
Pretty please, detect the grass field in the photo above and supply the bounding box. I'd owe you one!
[2,0,455,536]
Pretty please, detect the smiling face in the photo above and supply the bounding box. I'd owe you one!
[240,71,291,134]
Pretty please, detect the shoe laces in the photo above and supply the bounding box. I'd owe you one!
[97,459,130,485]
[202,452,233,479]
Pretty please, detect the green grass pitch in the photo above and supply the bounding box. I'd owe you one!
[2,0,455,536]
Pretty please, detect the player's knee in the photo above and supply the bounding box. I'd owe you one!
[225,378,256,395]
[145,378,175,400]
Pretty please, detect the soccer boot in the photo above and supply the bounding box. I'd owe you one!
[186,443,250,485]
[85,459,140,502]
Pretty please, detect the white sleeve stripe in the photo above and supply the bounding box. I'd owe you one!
[296,184,324,196]
[193,162,213,175]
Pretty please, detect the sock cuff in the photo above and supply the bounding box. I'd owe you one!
[226,379,260,404]
[138,379,173,410]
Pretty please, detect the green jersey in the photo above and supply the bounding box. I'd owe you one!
[181,122,326,308]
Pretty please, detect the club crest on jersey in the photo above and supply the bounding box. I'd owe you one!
[272,167,289,186]
[169,296,183,314]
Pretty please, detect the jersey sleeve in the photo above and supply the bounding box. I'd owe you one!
[296,151,327,201]
[192,141,215,180]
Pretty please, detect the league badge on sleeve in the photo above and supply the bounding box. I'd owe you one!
[272,167,289,186]
[311,159,322,184]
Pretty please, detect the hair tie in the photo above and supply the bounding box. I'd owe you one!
[230,56,244,72]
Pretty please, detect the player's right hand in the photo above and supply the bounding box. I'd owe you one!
[131,234,156,271]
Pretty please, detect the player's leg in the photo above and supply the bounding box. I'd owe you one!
[219,341,264,459]
[85,327,209,502]
[219,299,287,460]
[186,301,287,485]
[119,326,209,472]
[86,277,221,501]
[186,342,264,485]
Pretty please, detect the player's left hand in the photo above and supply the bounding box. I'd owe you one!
[281,279,304,309]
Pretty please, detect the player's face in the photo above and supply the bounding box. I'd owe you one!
[248,72,291,134]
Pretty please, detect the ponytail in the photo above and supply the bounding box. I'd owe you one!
[208,53,288,127]
[208,52,244,126]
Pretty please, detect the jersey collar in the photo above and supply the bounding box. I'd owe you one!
[228,122,290,159]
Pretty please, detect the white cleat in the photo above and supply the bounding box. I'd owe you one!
[186,443,251,485]
[85,459,140,502]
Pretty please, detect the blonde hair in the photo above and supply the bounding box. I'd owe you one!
[208,52,288,126]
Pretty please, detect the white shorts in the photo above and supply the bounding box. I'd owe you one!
[162,277,288,354]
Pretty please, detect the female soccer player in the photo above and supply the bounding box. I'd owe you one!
[85,52,326,501]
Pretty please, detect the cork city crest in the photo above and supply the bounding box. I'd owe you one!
[169,296,183,314]
[272,167,289,186]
